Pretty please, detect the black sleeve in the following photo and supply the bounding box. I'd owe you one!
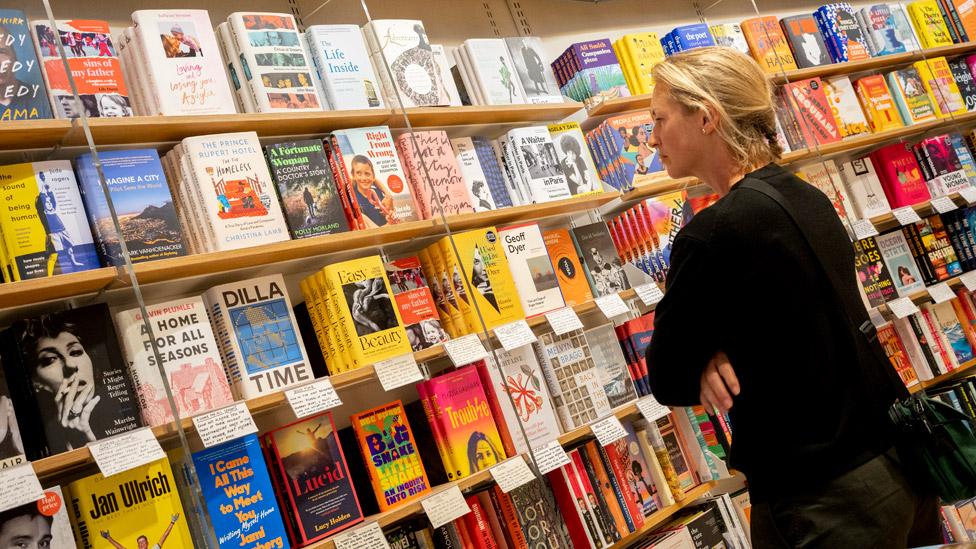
[646,234,722,406]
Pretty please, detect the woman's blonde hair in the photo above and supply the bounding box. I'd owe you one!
[651,46,782,170]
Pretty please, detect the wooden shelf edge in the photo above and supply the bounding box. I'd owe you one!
[913,357,976,393]
[610,482,718,548]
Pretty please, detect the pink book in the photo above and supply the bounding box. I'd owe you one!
[395,131,475,219]
[869,142,932,208]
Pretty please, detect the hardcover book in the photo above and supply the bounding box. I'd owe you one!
[953,0,976,38]
[929,300,975,363]
[115,296,234,426]
[780,15,831,68]
[916,214,964,280]
[839,157,891,219]
[362,19,450,108]
[502,37,561,104]
[385,256,450,351]
[393,130,474,219]
[857,4,915,55]
[823,76,871,139]
[543,228,594,307]
[795,160,857,224]
[463,39,528,105]
[870,142,931,207]
[351,400,431,511]
[573,221,631,298]
[534,328,613,431]
[305,24,383,110]
[451,136,499,212]
[442,227,526,330]
[854,236,898,307]
[876,230,926,297]
[915,57,967,117]
[499,222,565,317]
[202,274,313,399]
[616,32,667,94]
[671,24,715,50]
[32,19,130,118]
[508,478,572,548]
[584,323,639,407]
[266,139,349,239]
[914,134,970,195]
[506,126,572,203]
[0,486,75,547]
[710,24,750,55]
[783,77,842,146]
[740,16,799,73]
[815,3,873,62]
[855,74,904,132]
[887,66,939,125]
[948,57,976,111]
[907,0,954,47]
[0,10,52,120]
[472,136,514,208]
[549,122,604,195]
[192,434,290,549]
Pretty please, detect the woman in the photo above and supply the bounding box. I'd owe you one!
[466,431,501,474]
[644,47,938,548]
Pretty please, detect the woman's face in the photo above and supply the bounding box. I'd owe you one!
[33,332,94,394]
[474,440,497,470]
[100,97,125,117]
[650,83,708,180]
[636,127,648,143]
[351,162,375,189]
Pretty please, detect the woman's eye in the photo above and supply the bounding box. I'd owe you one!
[69,348,84,358]
[38,354,59,367]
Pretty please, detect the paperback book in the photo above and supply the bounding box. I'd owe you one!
[839,157,891,219]
[452,136,499,212]
[823,76,871,139]
[854,236,898,307]
[504,37,561,104]
[740,16,798,73]
[385,256,449,351]
[266,139,349,239]
[534,328,613,431]
[543,228,593,307]
[463,39,527,105]
[506,126,572,203]
[572,221,630,298]
[584,323,639,407]
[782,77,842,146]
[549,122,604,195]
[780,15,831,68]
[857,4,916,55]
[875,230,926,297]
[814,3,872,62]
[0,10,52,120]
[499,222,565,317]
[887,66,939,125]
[305,24,383,110]
[440,227,525,330]
[0,486,75,547]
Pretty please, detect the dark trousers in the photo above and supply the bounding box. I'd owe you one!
[750,450,941,548]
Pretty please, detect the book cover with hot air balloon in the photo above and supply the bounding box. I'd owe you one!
[351,400,430,511]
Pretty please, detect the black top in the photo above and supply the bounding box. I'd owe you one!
[646,163,907,502]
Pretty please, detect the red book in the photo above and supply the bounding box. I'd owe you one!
[546,465,601,548]
[465,494,500,549]
[489,485,529,549]
[869,142,932,208]
[454,516,476,548]
[921,306,955,370]
[476,491,511,549]
[582,441,633,534]
[570,449,621,544]
[601,441,645,531]
[783,77,842,146]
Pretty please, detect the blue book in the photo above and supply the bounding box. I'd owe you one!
[672,24,715,50]
[0,10,52,121]
[192,434,290,549]
[857,4,909,56]
[815,3,873,63]
[75,149,186,266]
[471,136,513,208]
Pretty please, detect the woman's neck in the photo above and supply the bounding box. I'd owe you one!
[700,165,747,197]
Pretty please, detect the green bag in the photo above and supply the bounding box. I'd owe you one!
[889,395,976,502]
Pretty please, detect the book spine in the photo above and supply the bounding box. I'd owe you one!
[922,304,957,371]
[909,312,949,375]
[545,468,599,549]
[599,442,644,531]
[581,442,632,535]
[417,381,459,481]
[903,224,939,284]
[463,495,498,549]
[635,425,677,506]
[937,0,963,42]
[489,486,529,549]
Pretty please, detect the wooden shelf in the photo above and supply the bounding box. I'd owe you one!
[0,267,117,310]
[913,357,976,393]
[435,192,617,231]
[611,482,717,548]
[392,102,583,128]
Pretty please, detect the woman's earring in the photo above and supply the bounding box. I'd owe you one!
[701,128,707,135]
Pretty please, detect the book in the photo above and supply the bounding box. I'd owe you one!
[855,74,904,132]
[857,4,916,55]
[351,400,431,511]
[782,77,842,146]
[65,458,193,548]
[949,56,976,112]
[499,222,565,317]
[908,0,955,47]
[130,10,236,115]
[710,24,750,55]
[573,221,630,298]
[615,32,667,94]
[915,57,968,117]
[266,139,350,239]
[919,214,964,280]
[430,44,462,107]
[203,274,313,399]
[584,323,639,407]
[385,256,450,351]
[534,328,613,431]
[952,0,976,38]
[452,136,500,212]
[854,236,898,307]
[543,228,594,307]
[914,134,970,196]
[839,157,891,219]
[506,126,572,203]
[192,434,290,549]
[472,136,514,208]
[780,15,831,68]
[508,478,572,547]
[305,24,383,110]
[740,16,799,73]
[75,149,187,265]
[393,130,474,219]
[443,227,526,330]
[463,39,527,105]
[815,3,873,62]
[930,300,975,363]
[0,10,52,120]
[262,412,363,545]
[670,23,715,50]
[362,20,450,108]
[555,39,630,102]
[569,448,623,543]
[887,66,939,125]
[0,486,75,547]
[0,160,99,280]
[795,160,857,224]
[32,19,130,118]
[0,363,23,468]
[870,142,931,207]
[549,122,604,195]
[216,21,250,112]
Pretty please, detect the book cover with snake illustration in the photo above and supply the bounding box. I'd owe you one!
[351,400,430,511]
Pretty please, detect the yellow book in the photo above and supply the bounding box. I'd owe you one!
[613,39,639,95]
[443,227,525,331]
[299,277,327,363]
[323,255,412,369]
[438,236,481,333]
[427,241,470,335]
[908,0,954,47]
[914,57,967,117]
[319,269,352,372]
[65,458,194,548]
[620,32,665,94]
[418,247,459,338]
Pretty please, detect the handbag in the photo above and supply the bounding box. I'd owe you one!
[740,176,976,501]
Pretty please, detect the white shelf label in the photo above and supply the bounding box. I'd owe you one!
[285,378,342,418]
[0,464,44,512]
[892,206,922,226]
[927,282,956,304]
[960,187,976,204]
[490,456,536,493]
[532,440,572,475]
[192,402,258,448]
[494,319,537,351]
[545,307,584,335]
[444,334,489,366]
[374,353,423,392]
[868,307,888,328]
[962,271,976,292]
[88,427,165,478]
[334,522,390,549]
[591,415,628,446]
[595,293,629,319]
[635,284,665,306]
[887,296,920,319]
[851,219,879,240]
[637,395,671,423]
[421,485,471,529]
[931,196,958,214]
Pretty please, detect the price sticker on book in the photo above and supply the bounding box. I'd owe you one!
[595,293,629,319]
[333,522,390,549]
[494,319,537,351]
[591,415,628,446]
[637,395,671,423]
[545,307,584,335]
[285,378,342,418]
[931,196,958,214]
[532,440,572,474]
[635,284,665,306]
[374,353,423,392]
[927,282,956,304]
[192,402,258,448]
[887,296,920,319]
[962,271,976,292]
[490,456,536,493]
[0,463,44,513]
[891,206,922,226]
[89,427,166,478]
[444,333,489,366]
[850,219,879,240]
[960,187,976,205]
[421,485,471,529]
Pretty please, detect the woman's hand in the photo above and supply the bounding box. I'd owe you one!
[700,351,740,415]
[0,396,22,454]
[55,376,99,442]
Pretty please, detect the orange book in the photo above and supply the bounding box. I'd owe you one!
[951,297,976,356]
[952,0,976,38]
[542,228,593,307]
[582,441,632,536]
[490,485,529,549]
[740,16,798,73]
[855,75,904,133]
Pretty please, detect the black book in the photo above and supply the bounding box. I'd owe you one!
[0,356,24,467]
[266,139,350,239]
[780,15,831,68]
[508,476,573,548]
[571,221,630,298]
[949,57,976,112]
[901,224,938,285]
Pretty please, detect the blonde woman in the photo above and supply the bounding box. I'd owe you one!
[644,47,938,548]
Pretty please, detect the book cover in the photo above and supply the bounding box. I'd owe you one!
[671,24,715,50]
[780,15,831,68]
[451,136,499,212]
[33,19,130,118]
[508,478,572,547]
[839,157,891,219]
[334,126,421,226]
[305,24,383,110]
[543,228,594,307]
[565,39,630,101]
[351,400,431,511]
[931,300,975,363]
[584,323,638,407]
[950,132,976,184]
[499,222,565,317]
[855,74,904,132]
[0,10,52,120]
[115,296,234,427]
[501,37,561,105]
[506,126,572,203]
[216,21,251,113]
[908,0,955,47]
[65,458,192,548]
[784,77,842,146]
[709,24,750,55]
[569,448,622,543]
[854,236,898,307]
[0,486,75,547]
[795,160,857,224]
[266,139,349,239]
[953,0,976,38]
[857,4,914,55]
[445,228,525,330]
[464,39,527,105]
[572,221,630,298]
[608,422,659,519]
[472,136,514,208]
[533,328,613,431]
[948,56,976,111]
[203,274,313,399]
[815,3,873,62]
[643,191,694,274]
[917,215,964,280]
[887,66,939,125]
[549,122,604,195]
[915,134,970,195]
[262,412,363,545]
[362,19,450,108]
[75,149,186,265]
[393,130,474,219]
[0,363,23,468]
[823,76,870,139]
[0,160,98,280]
[130,10,236,115]
[385,256,450,351]
[740,16,798,73]
[430,44,462,107]
[602,111,662,190]
[916,57,967,117]
[870,142,931,207]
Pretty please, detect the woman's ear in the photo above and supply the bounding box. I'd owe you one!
[701,105,720,135]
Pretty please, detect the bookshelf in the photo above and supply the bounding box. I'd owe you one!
[611,483,718,548]
[914,358,976,393]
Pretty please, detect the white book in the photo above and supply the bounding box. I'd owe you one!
[533,328,613,431]
[911,311,950,375]
[502,134,531,204]
[504,37,562,104]
[498,222,565,317]
[216,22,250,113]
[300,32,331,109]
[584,323,638,407]
[451,136,496,212]
[506,126,572,203]
[162,148,199,255]
[177,143,218,252]
[494,136,525,205]
[796,159,856,225]
[203,274,313,399]
[115,296,235,427]
[464,38,527,105]
[305,24,383,110]
[362,19,450,107]
[226,12,322,112]
[431,44,462,107]
[452,45,483,105]
[824,75,871,139]
[710,23,751,55]
[182,131,290,250]
[121,27,156,116]
[839,157,891,219]
[116,29,144,116]
[892,317,935,381]
[548,122,603,195]
[130,10,236,115]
